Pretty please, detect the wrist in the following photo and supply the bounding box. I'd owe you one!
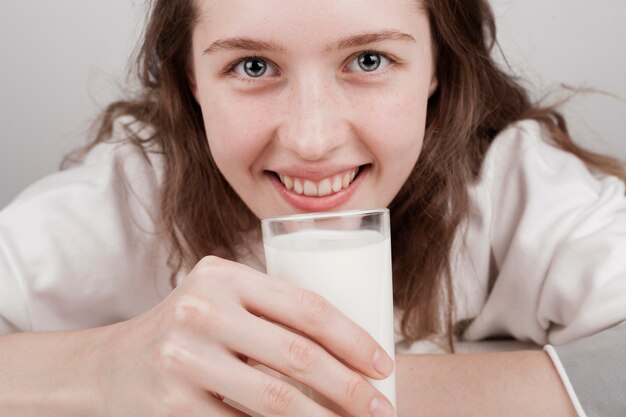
[0,326,116,417]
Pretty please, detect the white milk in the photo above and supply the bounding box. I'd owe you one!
[264,229,396,408]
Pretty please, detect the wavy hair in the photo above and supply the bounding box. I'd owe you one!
[68,0,626,347]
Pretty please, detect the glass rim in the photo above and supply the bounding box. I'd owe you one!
[261,208,389,224]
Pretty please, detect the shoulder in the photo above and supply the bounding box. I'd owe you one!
[0,116,171,332]
[10,116,164,212]
[472,119,625,226]
[473,118,626,246]
[480,119,621,196]
[459,120,626,344]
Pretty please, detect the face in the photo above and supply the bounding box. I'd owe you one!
[189,0,437,219]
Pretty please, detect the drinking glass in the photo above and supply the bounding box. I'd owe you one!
[261,209,396,413]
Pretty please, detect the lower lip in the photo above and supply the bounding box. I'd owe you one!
[268,167,369,212]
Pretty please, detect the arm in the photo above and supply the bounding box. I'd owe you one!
[396,350,577,417]
[439,122,626,416]
[0,327,112,417]
[0,257,395,417]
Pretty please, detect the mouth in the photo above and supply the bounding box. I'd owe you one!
[266,164,370,211]
[273,165,366,196]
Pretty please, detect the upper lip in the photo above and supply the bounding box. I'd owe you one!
[267,164,366,181]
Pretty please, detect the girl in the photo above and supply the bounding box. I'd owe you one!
[1,0,624,416]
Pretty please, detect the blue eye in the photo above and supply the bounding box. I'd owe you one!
[233,57,279,78]
[347,52,391,73]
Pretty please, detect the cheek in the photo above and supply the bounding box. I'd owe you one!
[200,94,274,175]
[354,85,427,165]
[350,84,427,208]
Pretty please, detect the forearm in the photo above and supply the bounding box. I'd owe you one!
[396,350,577,417]
[0,327,111,417]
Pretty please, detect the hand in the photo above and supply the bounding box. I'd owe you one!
[96,256,395,417]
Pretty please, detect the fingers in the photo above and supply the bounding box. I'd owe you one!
[233,263,394,380]
[179,256,395,416]
[189,257,392,381]
[225,312,394,417]
[185,395,251,417]
[187,347,344,417]
[203,396,251,417]
[157,390,251,417]
[221,362,342,417]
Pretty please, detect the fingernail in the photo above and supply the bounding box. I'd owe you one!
[370,397,394,417]
[373,348,394,376]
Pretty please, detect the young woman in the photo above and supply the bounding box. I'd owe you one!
[1,0,624,416]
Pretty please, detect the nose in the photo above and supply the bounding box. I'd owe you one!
[277,73,347,161]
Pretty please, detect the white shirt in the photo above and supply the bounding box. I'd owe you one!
[2,116,626,338]
[454,121,626,346]
[0,118,174,332]
[1,118,625,416]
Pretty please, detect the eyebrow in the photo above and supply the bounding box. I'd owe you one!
[327,30,416,52]
[204,37,287,55]
[203,30,416,55]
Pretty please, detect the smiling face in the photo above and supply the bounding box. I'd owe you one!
[189,0,437,219]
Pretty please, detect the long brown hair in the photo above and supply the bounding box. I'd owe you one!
[392,0,625,348]
[68,0,625,346]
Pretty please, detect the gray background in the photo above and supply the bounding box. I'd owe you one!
[1,0,625,208]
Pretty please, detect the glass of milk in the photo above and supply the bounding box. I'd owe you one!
[261,209,395,412]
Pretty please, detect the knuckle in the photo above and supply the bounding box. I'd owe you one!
[156,339,188,373]
[299,289,332,327]
[193,256,239,291]
[345,373,367,402]
[199,255,221,267]
[172,296,205,325]
[170,296,225,335]
[194,255,225,277]
[286,337,317,373]
[261,381,295,415]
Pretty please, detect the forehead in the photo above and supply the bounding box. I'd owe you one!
[193,0,427,47]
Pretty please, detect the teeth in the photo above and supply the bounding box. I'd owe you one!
[303,180,317,196]
[294,178,303,194]
[283,175,294,190]
[318,178,332,196]
[276,167,360,197]
[332,176,342,193]
[342,173,351,188]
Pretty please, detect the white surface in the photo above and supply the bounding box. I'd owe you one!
[1,0,625,208]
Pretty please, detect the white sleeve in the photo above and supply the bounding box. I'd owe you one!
[462,120,626,346]
[0,125,173,333]
[0,235,30,332]
[458,120,626,416]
